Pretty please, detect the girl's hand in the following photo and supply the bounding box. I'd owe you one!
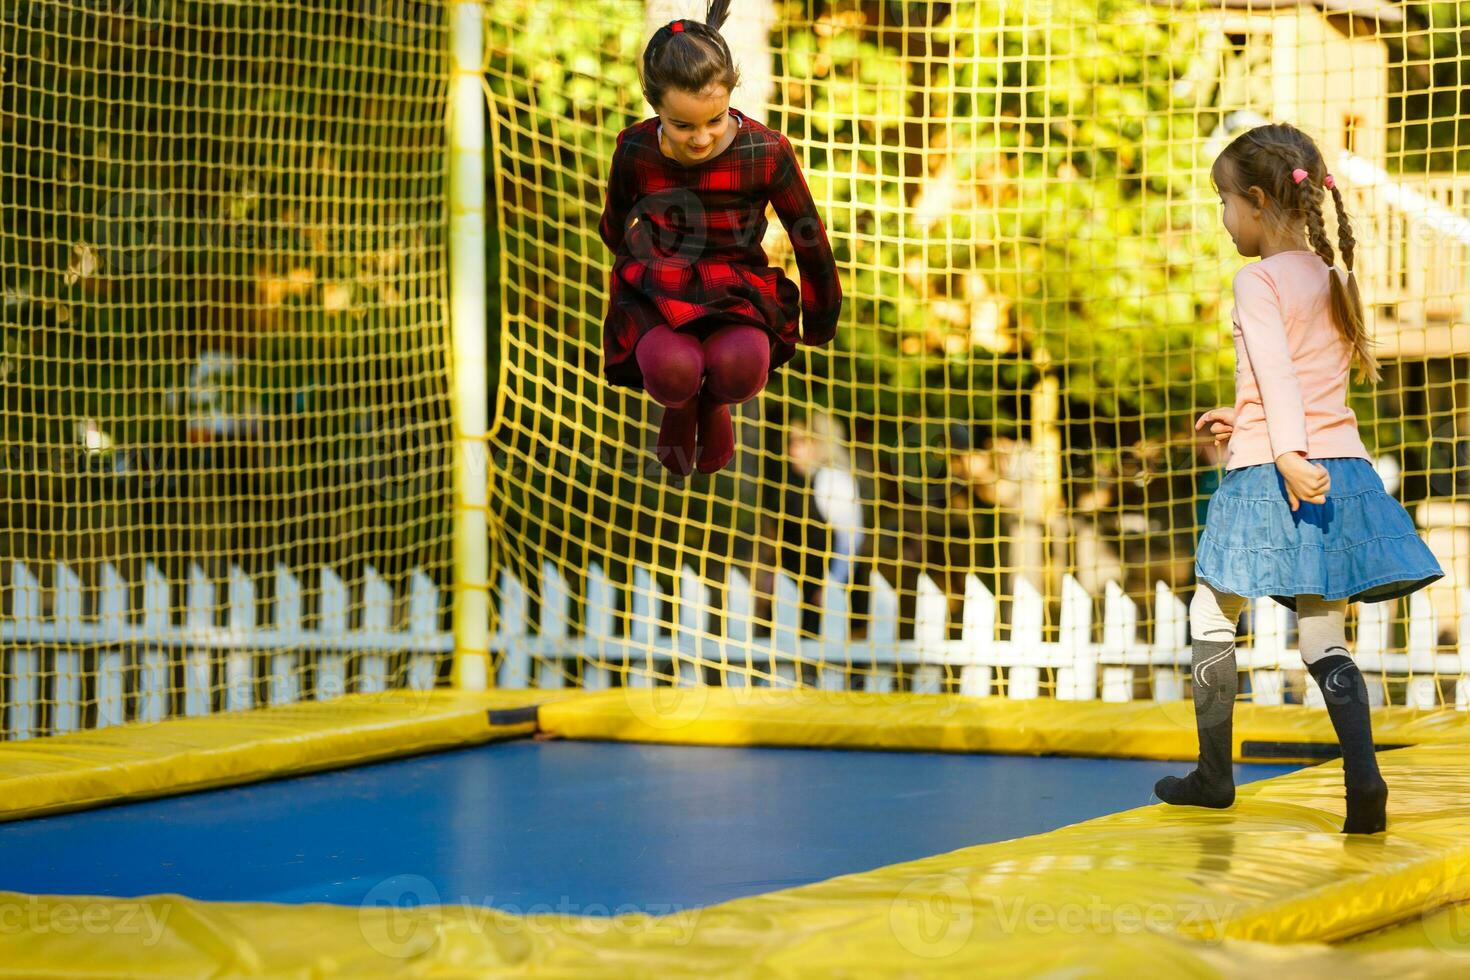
[1195,407,1237,448]
[1276,452,1330,511]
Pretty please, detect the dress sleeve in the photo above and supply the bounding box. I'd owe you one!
[770,135,843,345]
[1233,266,1309,459]
[598,134,636,253]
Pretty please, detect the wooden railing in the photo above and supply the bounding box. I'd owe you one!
[1348,172,1470,358]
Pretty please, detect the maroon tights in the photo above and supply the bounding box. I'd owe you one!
[635,323,770,474]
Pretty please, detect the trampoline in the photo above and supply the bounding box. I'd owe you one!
[0,737,1298,912]
[6,689,1470,976]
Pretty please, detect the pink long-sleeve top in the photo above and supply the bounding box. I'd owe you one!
[1224,251,1372,471]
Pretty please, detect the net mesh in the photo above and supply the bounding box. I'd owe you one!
[4,0,1468,743]
[1,0,455,739]
[485,0,1470,704]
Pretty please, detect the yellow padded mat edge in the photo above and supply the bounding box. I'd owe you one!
[537,687,1470,763]
[0,689,558,823]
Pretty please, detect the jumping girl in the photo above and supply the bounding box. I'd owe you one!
[598,0,843,475]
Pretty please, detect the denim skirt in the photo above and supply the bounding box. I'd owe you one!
[1194,457,1443,611]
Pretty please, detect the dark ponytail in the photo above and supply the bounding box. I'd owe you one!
[641,0,741,111]
[705,0,732,31]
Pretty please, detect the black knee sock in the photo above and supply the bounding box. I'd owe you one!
[1307,654,1388,834]
[1156,637,1237,809]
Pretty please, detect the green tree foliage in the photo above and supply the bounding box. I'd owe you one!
[1,0,452,581]
[773,0,1236,459]
[487,0,1240,494]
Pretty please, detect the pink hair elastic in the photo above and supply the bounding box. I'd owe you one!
[1323,174,1336,190]
[669,20,684,32]
[1291,168,1309,185]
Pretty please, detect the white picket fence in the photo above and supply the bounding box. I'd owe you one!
[1,561,449,739]
[6,558,1470,740]
[493,562,1470,710]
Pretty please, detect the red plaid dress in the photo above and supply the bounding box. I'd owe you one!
[598,108,843,390]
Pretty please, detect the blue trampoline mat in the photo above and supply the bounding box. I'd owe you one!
[0,740,1298,914]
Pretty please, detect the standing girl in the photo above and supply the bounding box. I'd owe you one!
[599,0,843,476]
[1157,123,1443,834]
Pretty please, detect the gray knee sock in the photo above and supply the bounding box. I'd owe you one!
[1299,597,1387,834]
[1156,585,1243,809]
[1156,636,1238,807]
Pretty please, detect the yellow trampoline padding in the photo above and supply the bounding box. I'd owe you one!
[537,688,1470,763]
[3,894,1469,979]
[0,689,557,823]
[7,689,1466,827]
[5,741,1470,976]
[1341,901,1470,956]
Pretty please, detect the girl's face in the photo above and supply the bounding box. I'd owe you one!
[1218,186,1266,258]
[1214,157,1307,259]
[656,85,732,166]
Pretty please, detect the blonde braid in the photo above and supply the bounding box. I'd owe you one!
[1299,179,1337,269]
[1329,184,1356,272]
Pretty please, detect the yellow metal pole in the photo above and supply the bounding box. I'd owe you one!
[449,0,490,690]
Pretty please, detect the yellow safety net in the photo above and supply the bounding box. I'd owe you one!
[1,1,455,740]
[4,0,1470,743]
[484,0,1470,702]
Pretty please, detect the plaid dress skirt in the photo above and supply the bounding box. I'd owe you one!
[597,110,842,391]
